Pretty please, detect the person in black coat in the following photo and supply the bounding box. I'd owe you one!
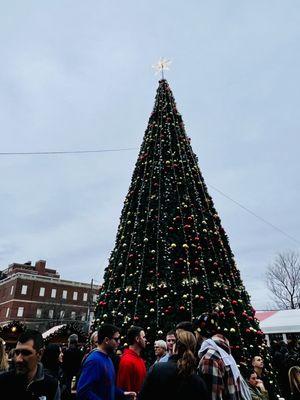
[139,329,208,400]
[62,334,83,397]
[0,330,60,400]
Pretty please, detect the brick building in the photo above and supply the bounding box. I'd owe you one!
[0,260,99,332]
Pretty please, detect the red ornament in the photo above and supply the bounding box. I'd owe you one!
[179,306,185,311]
[134,316,139,321]
[231,300,238,305]
[228,311,235,316]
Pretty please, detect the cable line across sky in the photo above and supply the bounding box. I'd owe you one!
[1,146,298,245]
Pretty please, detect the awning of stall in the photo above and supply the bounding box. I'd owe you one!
[42,324,65,339]
[256,309,300,334]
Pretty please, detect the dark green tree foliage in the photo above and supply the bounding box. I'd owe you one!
[95,79,272,374]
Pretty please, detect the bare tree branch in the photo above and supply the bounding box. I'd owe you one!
[265,251,300,309]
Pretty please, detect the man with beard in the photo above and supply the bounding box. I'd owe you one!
[117,326,147,394]
[0,329,60,400]
[77,323,136,400]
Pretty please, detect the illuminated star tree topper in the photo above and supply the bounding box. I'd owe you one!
[152,57,172,79]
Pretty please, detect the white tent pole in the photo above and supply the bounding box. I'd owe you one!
[282,333,287,343]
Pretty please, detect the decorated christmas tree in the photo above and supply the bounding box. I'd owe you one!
[94,77,269,366]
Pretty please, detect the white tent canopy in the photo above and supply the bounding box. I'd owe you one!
[256,309,300,334]
[42,324,66,339]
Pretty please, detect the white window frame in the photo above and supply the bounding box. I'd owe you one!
[62,290,67,299]
[39,287,45,297]
[83,292,88,302]
[70,311,76,320]
[21,285,28,295]
[17,307,24,317]
[81,313,86,321]
[60,310,65,319]
[6,307,10,318]
[36,308,42,318]
[10,285,14,295]
[51,288,57,298]
[73,291,78,301]
[49,309,54,319]
[93,294,97,302]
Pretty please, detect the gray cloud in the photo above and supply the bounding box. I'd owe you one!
[1,1,300,310]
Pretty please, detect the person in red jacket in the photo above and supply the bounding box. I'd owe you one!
[117,326,147,393]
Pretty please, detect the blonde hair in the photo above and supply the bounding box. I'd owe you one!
[0,337,8,372]
[289,366,300,394]
[175,329,197,376]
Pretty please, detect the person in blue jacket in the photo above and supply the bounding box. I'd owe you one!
[77,324,136,400]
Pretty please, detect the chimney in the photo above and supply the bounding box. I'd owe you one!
[35,260,46,275]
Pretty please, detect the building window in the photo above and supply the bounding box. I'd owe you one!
[93,294,97,302]
[71,311,76,320]
[73,291,78,301]
[62,290,67,299]
[83,292,88,302]
[6,308,10,318]
[89,311,94,321]
[10,285,14,295]
[21,285,28,295]
[49,310,54,319]
[60,310,65,319]
[81,313,86,321]
[51,288,57,298]
[36,308,42,318]
[39,287,45,297]
[17,307,24,317]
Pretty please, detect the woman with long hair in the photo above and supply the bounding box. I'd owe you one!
[139,329,208,400]
[41,344,63,379]
[288,366,300,400]
[0,337,9,373]
[41,344,67,398]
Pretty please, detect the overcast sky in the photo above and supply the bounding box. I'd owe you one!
[1,1,299,310]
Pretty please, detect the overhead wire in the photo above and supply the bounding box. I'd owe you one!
[0,146,298,245]
[0,147,138,156]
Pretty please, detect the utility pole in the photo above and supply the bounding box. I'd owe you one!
[86,278,94,332]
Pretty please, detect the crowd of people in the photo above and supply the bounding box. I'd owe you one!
[0,314,299,400]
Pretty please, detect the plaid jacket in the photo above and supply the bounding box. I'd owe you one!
[198,334,241,400]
